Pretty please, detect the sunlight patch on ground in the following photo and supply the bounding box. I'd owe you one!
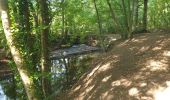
[101,91,109,98]
[111,78,132,87]
[129,47,137,51]
[117,40,129,47]
[98,63,111,72]
[84,78,93,88]
[73,85,81,92]
[154,82,170,100]
[140,96,152,100]
[85,64,100,81]
[86,54,119,80]
[166,81,170,86]
[163,51,170,57]
[158,41,166,47]
[102,91,109,99]
[85,85,95,93]
[139,82,147,87]
[129,87,139,96]
[131,38,140,42]
[134,72,150,80]
[143,60,168,71]
[146,81,170,100]
[152,47,162,51]
[79,92,85,98]
[134,75,144,80]
[102,75,112,82]
[139,46,150,52]
[131,38,147,43]
[101,91,114,100]
[111,80,121,86]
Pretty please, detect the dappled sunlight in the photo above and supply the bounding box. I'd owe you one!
[163,51,170,57]
[75,85,95,99]
[79,92,85,98]
[139,46,150,52]
[152,46,162,51]
[98,63,111,72]
[85,85,95,93]
[111,78,132,87]
[139,82,147,87]
[117,40,130,47]
[85,64,100,81]
[65,33,170,100]
[84,78,93,88]
[129,47,137,51]
[73,85,81,92]
[148,81,170,100]
[131,38,147,43]
[143,60,168,71]
[102,75,112,82]
[100,89,116,100]
[84,55,119,83]
[133,72,149,80]
[101,91,110,99]
[128,87,139,96]
[154,86,170,100]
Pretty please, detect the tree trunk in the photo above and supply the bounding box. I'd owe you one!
[0,0,41,100]
[106,0,121,32]
[18,0,37,69]
[93,0,102,35]
[61,0,65,38]
[143,0,148,31]
[18,0,30,32]
[129,0,136,36]
[121,0,129,38]
[120,0,137,38]
[134,0,139,28]
[93,0,106,51]
[20,0,34,52]
[38,0,52,97]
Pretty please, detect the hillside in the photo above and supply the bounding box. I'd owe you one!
[58,32,170,100]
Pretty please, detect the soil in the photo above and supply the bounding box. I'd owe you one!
[58,32,170,100]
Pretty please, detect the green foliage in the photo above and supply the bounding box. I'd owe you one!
[148,0,170,29]
[0,0,170,99]
[0,20,7,48]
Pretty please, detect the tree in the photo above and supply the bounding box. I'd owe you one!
[93,0,107,50]
[38,0,52,97]
[106,0,119,29]
[0,0,41,99]
[143,0,148,31]
[134,0,139,28]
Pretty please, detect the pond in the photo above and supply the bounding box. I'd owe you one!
[0,85,7,100]
[0,74,18,100]
[0,54,97,99]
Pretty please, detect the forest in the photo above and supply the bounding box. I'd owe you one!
[0,0,170,100]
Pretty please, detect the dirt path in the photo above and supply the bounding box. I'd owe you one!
[58,32,170,100]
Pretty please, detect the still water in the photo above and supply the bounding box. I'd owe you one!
[0,75,17,100]
[0,55,95,99]
[0,85,7,100]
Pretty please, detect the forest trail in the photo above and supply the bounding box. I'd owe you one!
[59,32,170,100]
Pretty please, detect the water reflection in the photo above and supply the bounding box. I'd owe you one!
[51,55,94,92]
[0,74,17,100]
[0,85,7,100]
[0,54,95,99]
[51,59,66,78]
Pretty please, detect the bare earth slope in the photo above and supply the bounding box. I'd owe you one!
[59,32,170,100]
